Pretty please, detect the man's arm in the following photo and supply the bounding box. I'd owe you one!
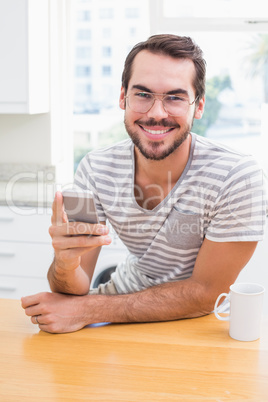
[47,248,101,295]
[84,239,257,323]
[22,238,257,333]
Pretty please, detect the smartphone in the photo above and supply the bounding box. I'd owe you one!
[62,189,99,224]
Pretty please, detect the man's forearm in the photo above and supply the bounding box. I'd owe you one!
[47,258,90,295]
[21,276,216,334]
[83,278,214,324]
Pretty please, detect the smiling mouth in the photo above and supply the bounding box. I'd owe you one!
[139,126,174,135]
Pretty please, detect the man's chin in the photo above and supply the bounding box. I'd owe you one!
[136,142,170,161]
[132,134,190,161]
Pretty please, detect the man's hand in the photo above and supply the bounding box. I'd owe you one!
[47,191,111,294]
[49,191,111,272]
[21,292,88,334]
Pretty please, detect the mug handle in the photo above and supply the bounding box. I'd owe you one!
[214,293,230,321]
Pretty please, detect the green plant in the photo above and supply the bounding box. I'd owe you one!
[193,75,232,137]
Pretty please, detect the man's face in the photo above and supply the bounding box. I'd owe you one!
[119,50,205,161]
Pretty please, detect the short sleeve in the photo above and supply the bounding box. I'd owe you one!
[74,155,106,222]
[206,156,267,242]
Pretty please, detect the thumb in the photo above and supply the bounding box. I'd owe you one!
[51,191,67,224]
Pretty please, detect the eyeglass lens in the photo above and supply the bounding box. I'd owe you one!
[127,93,191,116]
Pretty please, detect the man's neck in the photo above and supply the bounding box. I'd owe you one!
[134,135,192,209]
[135,134,192,185]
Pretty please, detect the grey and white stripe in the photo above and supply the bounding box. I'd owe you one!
[74,133,267,294]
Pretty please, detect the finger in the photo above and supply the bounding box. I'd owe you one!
[29,314,61,333]
[53,233,112,251]
[21,292,46,309]
[65,222,109,236]
[35,324,51,333]
[49,222,109,241]
[31,315,42,325]
[49,221,107,238]
[51,191,66,225]
[57,244,105,261]
[24,305,42,317]
[34,323,58,334]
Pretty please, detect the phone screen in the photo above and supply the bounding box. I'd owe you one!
[62,190,99,224]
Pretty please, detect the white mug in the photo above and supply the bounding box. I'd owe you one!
[214,282,265,341]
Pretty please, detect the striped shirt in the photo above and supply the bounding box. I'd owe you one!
[74,133,267,294]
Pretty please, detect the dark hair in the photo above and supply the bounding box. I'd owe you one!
[121,34,206,100]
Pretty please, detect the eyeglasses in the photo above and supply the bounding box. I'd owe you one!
[125,91,199,117]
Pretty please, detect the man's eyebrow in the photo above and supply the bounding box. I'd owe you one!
[131,85,152,93]
[167,88,189,96]
[131,85,189,96]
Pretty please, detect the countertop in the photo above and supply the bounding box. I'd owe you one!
[0,163,56,207]
[1,298,268,401]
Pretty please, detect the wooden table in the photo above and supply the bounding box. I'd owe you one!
[0,298,268,401]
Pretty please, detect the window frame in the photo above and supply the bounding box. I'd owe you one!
[149,0,268,33]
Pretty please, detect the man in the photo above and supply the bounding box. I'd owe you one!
[21,34,267,333]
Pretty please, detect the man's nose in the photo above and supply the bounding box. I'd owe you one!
[146,99,169,119]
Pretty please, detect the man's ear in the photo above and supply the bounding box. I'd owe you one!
[194,96,205,120]
[119,87,126,110]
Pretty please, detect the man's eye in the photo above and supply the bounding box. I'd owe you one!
[166,95,186,102]
[136,92,151,99]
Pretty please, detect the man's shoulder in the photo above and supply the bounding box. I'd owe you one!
[192,133,259,169]
[79,139,133,167]
[89,139,132,159]
[193,133,248,159]
[190,133,263,186]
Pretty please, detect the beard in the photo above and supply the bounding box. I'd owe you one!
[124,117,194,161]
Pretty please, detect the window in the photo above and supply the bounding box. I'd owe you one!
[129,27,137,37]
[70,0,268,181]
[75,84,92,96]
[77,29,91,40]
[149,0,268,177]
[102,27,112,38]
[77,10,91,21]
[102,65,111,76]
[190,33,264,143]
[125,8,139,18]
[73,1,149,166]
[102,46,112,57]
[75,66,91,77]
[99,8,114,19]
[76,47,91,58]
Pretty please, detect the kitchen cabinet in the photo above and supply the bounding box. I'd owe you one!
[0,205,129,299]
[0,0,49,114]
[0,206,52,299]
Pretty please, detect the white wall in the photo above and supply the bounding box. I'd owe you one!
[0,0,74,185]
[0,114,51,165]
[236,220,268,314]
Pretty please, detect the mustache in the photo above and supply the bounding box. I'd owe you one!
[135,118,180,128]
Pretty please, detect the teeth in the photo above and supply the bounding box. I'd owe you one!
[143,127,171,135]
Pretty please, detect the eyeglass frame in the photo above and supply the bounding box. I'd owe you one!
[124,91,199,117]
